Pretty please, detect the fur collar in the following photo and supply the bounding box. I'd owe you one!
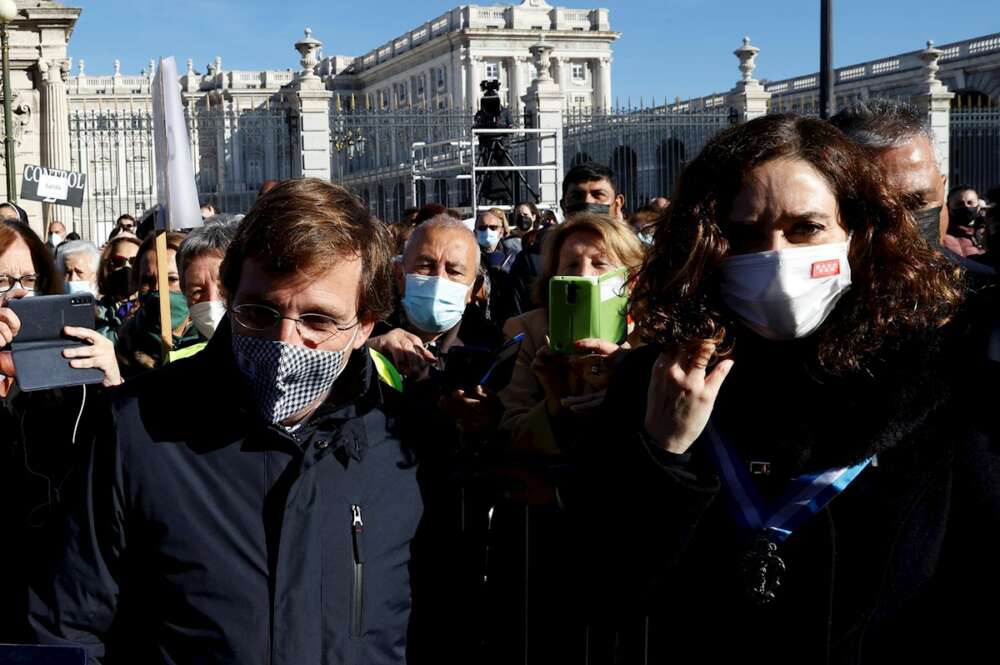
[709,330,956,476]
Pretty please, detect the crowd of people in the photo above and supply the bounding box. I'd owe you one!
[0,99,998,665]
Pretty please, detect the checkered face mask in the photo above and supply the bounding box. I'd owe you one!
[232,331,357,425]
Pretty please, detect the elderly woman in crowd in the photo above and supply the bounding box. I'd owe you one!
[55,240,100,297]
[499,214,646,454]
[0,219,120,643]
[564,114,995,663]
[95,231,141,342]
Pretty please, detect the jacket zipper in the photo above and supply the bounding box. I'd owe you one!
[351,504,364,638]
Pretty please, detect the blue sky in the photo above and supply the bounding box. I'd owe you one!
[69,0,998,102]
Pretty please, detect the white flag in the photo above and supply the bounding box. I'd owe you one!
[152,56,202,231]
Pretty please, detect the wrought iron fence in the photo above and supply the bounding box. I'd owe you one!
[65,95,1000,242]
[563,105,733,209]
[68,110,157,243]
[949,98,1000,194]
[330,105,477,221]
[188,105,297,219]
[67,105,295,243]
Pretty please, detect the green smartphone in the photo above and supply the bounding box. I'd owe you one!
[548,268,628,354]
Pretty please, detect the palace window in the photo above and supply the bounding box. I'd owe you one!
[436,67,447,91]
[485,62,499,81]
[572,63,586,82]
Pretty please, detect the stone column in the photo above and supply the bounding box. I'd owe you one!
[595,56,612,111]
[912,41,955,184]
[291,29,333,180]
[522,40,564,210]
[38,58,72,227]
[508,56,522,119]
[465,54,479,110]
[555,57,570,104]
[450,50,462,109]
[226,96,243,196]
[726,37,771,123]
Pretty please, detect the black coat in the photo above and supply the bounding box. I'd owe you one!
[27,320,423,665]
[561,333,999,664]
[0,384,110,643]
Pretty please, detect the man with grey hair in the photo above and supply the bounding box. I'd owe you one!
[831,99,996,275]
[830,99,950,246]
[368,214,507,663]
[369,214,500,379]
[55,239,101,297]
[176,221,238,343]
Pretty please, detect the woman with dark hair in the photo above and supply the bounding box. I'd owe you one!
[114,231,203,376]
[95,231,141,342]
[566,114,994,663]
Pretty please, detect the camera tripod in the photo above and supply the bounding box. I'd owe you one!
[474,137,540,208]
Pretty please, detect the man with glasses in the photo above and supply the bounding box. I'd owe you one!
[31,180,424,665]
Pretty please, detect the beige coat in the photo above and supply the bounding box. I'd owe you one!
[498,307,644,455]
[497,308,557,454]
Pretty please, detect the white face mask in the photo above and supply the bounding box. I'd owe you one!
[721,241,852,341]
[49,233,63,246]
[189,300,227,339]
[66,280,97,297]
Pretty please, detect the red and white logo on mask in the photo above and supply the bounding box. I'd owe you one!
[810,260,841,279]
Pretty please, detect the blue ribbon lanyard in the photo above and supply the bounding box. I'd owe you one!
[705,422,872,544]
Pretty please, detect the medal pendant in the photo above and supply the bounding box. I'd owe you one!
[742,533,786,605]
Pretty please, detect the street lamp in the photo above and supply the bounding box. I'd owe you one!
[0,0,18,203]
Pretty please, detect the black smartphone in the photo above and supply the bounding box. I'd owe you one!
[441,345,494,393]
[440,334,525,394]
[7,293,105,392]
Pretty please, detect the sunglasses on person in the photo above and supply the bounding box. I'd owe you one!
[108,255,135,270]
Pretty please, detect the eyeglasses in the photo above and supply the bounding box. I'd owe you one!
[0,274,38,293]
[108,255,135,270]
[231,303,359,346]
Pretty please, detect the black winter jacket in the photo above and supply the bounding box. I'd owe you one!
[28,321,423,665]
[561,333,1000,664]
[0,384,109,643]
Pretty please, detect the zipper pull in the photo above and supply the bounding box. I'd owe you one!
[352,504,364,534]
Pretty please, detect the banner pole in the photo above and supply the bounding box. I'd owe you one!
[155,229,173,362]
[155,61,173,364]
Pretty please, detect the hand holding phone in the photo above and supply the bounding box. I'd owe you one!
[548,268,628,354]
[7,294,107,391]
[0,287,27,350]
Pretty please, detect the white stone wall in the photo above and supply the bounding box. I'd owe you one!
[319,0,619,112]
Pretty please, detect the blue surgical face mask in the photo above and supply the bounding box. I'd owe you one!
[476,228,501,250]
[401,273,471,334]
